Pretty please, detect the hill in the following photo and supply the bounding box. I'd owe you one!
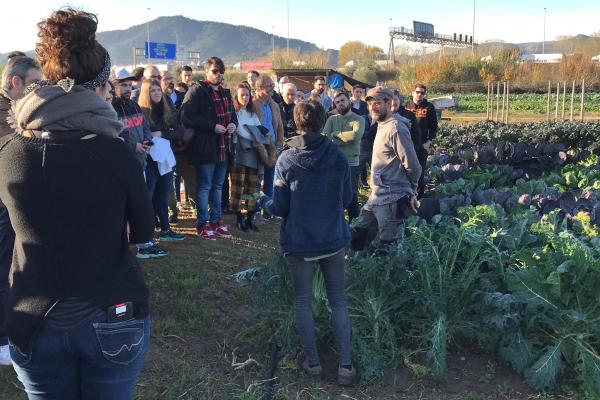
[478,34,600,56]
[95,15,337,66]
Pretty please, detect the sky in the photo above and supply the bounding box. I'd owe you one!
[1,0,599,54]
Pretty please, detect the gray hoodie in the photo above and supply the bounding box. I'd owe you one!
[366,114,421,208]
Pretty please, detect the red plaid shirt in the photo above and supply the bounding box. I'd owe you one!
[205,80,233,162]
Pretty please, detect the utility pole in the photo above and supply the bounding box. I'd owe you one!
[542,8,546,54]
[272,26,275,65]
[286,0,290,59]
[146,8,151,62]
[472,0,476,55]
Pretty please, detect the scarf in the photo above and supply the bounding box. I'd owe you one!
[13,82,123,139]
[204,80,232,162]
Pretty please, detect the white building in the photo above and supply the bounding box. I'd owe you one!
[519,53,564,63]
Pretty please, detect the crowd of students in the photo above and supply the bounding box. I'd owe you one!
[0,7,441,398]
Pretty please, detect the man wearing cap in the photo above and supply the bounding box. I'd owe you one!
[322,89,365,221]
[111,68,168,259]
[350,87,421,253]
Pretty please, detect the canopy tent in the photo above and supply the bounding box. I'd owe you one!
[273,69,373,94]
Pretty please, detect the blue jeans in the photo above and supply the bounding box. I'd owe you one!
[10,313,150,400]
[195,162,228,227]
[286,250,351,366]
[262,164,275,198]
[0,208,15,346]
[145,161,174,232]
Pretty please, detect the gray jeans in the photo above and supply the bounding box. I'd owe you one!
[286,249,351,366]
[350,197,410,250]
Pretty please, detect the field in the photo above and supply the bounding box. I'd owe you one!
[1,120,599,399]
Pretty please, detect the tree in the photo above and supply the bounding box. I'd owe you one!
[339,41,385,67]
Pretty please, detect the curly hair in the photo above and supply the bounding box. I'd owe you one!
[35,7,107,84]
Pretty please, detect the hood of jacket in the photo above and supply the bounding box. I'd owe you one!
[15,83,123,138]
[282,131,340,171]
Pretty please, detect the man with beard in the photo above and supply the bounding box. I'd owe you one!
[349,87,421,253]
[281,82,298,138]
[161,70,183,110]
[181,57,237,240]
[0,52,41,365]
[112,68,168,259]
[405,84,437,197]
[322,90,365,221]
[310,76,332,112]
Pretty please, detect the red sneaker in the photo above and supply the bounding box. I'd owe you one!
[196,224,216,241]
[212,220,233,239]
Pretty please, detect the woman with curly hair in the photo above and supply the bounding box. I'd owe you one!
[0,8,153,399]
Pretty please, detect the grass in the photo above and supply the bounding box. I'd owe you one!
[0,207,582,399]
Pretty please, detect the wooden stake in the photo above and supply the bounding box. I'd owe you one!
[486,81,491,120]
[580,79,585,122]
[555,82,560,121]
[570,81,575,121]
[561,81,566,120]
[501,81,506,122]
[495,81,500,122]
[506,81,510,124]
[546,80,551,121]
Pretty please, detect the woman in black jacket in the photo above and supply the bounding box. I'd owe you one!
[0,8,153,399]
[138,78,184,242]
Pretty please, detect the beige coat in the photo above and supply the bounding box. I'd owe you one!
[252,96,284,146]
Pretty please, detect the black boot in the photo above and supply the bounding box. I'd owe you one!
[246,212,259,232]
[236,212,248,232]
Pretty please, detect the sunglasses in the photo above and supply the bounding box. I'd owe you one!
[415,91,425,94]
[209,69,223,75]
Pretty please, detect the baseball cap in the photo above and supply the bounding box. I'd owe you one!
[365,86,393,101]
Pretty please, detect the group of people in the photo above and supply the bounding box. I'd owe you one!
[0,6,441,398]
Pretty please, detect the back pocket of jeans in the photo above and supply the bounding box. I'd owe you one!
[93,319,146,365]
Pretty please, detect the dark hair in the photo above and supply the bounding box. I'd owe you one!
[247,70,259,77]
[313,75,326,83]
[175,82,188,92]
[415,83,427,92]
[182,65,193,72]
[204,57,225,73]
[294,100,325,133]
[7,51,27,59]
[233,84,253,112]
[131,66,145,80]
[332,89,349,100]
[352,84,365,91]
[392,89,401,97]
[36,7,107,84]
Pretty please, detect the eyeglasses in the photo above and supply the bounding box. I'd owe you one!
[415,91,425,94]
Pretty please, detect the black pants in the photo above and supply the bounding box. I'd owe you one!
[347,166,361,221]
[358,151,371,185]
[0,208,15,346]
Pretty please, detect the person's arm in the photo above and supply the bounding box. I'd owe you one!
[112,141,155,243]
[272,101,284,147]
[180,86,217,133]
[392,125,422,191]
[428,103,438,141]
[258,159,290,217]
[321,116,335,137]
[336,116,365,144]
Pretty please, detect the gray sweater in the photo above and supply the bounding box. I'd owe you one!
[366,114,421,208]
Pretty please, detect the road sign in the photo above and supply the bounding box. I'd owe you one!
[413,21,434,38]
[144,42,177,60]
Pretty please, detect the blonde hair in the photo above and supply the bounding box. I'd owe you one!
[138,79,175,127]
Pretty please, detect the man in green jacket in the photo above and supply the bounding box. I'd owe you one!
[322,89,365,220]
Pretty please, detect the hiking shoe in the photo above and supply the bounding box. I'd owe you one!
[159,229,185,241]
[169,214,178,224]
[212,220,233,239]
[197,224,216,241]
[337,364,356,386]
[0,345,11,366]
[301,359,322,378]
[136,245,169,259]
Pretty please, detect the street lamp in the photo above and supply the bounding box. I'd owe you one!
[472,0,476,55]
[542,8,547,54]
[146,8,151,62]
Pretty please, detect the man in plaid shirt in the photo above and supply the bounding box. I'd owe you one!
[181,57,238,240]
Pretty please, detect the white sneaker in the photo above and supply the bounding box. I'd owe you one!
[0,345,12,366]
